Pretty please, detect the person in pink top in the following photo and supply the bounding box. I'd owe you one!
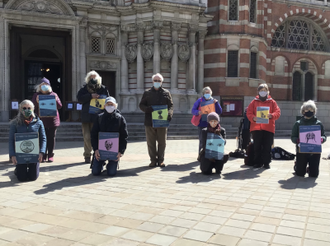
[32,78,62,162]
[246,84,281,170]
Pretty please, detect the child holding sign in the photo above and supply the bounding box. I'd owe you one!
[246,84,281,170]
[291,100,326,178]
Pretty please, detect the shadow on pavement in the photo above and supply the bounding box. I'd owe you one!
[0,175,20,189]
[115,165,152,177]
[34,174,107,195]
[222,168,265,180]
[278,175,317,189]
[160,161,199,172]
[176,171,221,184]
[39,162,87,172]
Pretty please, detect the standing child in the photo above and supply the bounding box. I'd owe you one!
[198,112,228,175]
[291,100,326,178]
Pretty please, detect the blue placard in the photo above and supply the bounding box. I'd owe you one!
[99,132,119,161]
[205,132,225,160]
[39,95,57,117]
[89,95,107,114]
[15,132,39,164]
[151,105,169,128]
[299,125,322,153]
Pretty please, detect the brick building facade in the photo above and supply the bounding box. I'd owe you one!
[205,0,330,129]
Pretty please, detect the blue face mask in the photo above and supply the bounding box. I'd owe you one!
[41,85,50,91]
[204,94,211,100]
[154,82,161,89]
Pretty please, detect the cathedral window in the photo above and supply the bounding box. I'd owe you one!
[229,0,238,21]
[91,36,101,53]
[106,38,115,54]
[227,51,238,77]
[249,0,256,23]
[271,19,326,51]
[250,52,257,78]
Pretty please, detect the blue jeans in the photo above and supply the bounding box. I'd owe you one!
[91,157,118,176]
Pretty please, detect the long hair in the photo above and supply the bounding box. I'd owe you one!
[10,100,35,125]
[85,70,102,86]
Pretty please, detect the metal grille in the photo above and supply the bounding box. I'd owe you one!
[271,25,285,48]
[227,51,238,77]
[312,29,325,51]
[250,52,257,78]
[91,36,101,53]
[288,20,309,50]
[229,0,238,21]
[106,38,115,54]
[249,0,256,23]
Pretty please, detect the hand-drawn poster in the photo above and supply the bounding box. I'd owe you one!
[299,125,322,153]
[256,106,270,124]
[89,95,107,114]
[15,132,39,164]
[151,105,169,128]
[205,132,225,160]
[201,100,215,121]
[39,95,57,117]
[98,132,119,161]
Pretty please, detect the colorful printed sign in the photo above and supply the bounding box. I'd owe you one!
[201,100,215,121]
[205,132,225,160]
[39,95,57,117]
[299,125,322,153]
[99,132,119,161]
[151,105,169,128]
[256,106,270,124]
[15,132,39,164]
[89,95,107,114]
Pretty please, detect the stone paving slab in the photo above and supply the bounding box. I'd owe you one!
[0,138,330,246]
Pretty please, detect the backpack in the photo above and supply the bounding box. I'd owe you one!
[271,147,295,160]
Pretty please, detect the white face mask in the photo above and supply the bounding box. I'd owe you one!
[259,91,268,97]
[105,106,115,113]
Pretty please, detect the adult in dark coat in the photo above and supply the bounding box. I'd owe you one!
[91,97,128,176]
[199,112,228,175]
[139,73,174,167]
[32,77,62,162]
[77,70,109,163]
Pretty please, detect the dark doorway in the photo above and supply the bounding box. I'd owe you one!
[292,71,301,101]
[96,71,116,97]
[10,26,71,120]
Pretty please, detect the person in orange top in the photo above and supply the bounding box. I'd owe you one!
[246,84,281,170]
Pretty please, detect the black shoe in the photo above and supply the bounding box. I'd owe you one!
[263,164,270,169]
[215,169,221,174]
[14,167,17,176]
[253,164,263,170]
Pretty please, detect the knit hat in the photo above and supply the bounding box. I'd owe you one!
[207,112,220,122]
[104,96,117,105]
[39,77,50,85]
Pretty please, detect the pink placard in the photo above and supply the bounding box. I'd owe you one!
[98,138,119,152]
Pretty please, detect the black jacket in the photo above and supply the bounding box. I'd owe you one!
[91,109,128,155]
[77,85,109,123]
[139,87,174,126]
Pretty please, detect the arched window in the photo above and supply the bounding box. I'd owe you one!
[292,71,302,101]
[271,19,327,52]
[305,72,314,101]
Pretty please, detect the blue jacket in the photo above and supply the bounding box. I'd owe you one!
[9,116,47,158]
[191,97,222,128]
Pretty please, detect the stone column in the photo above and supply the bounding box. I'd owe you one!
[0,16,6,121]
[153,21,162,74]
[136,22,145,91]
[121,30,129,92]
[79,18,87,94]
[187,24,198,91]
[197,30,207,94]
[171,23,180,90]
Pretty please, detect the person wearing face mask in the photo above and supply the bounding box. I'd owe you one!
[32,78,62,162]
[8,100,47,182]
[191,86,222,155]
[139,73,174,167]
[198,112,228,175]
[90,97,128,176]
[77,71,110,164]
[246,83,281,170]
[291,100,326,178]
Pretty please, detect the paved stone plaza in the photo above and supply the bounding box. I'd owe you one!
[0,138,330,246]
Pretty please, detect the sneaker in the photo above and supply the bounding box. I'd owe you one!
[159,163,166,168]
[263,164,270,169]
[48,157,54,162]
[149,162,156,167]
[85,157,91,163]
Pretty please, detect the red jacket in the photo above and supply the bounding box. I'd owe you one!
[246,95,281,133]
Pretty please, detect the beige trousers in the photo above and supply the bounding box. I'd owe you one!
[145,126,167,164]
[82,122,93,158]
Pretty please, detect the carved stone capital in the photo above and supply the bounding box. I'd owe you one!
[90,61,117,70]
[199,30,208,39]
[125,43,137,63]
[189,24,199,33]
[142,42,154,61]
[160,42,173,61]
[136,22,145,32]
[178,43,190,62]
[171,22,181,31]
[153,20,163,29]
[121,23,136,32]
